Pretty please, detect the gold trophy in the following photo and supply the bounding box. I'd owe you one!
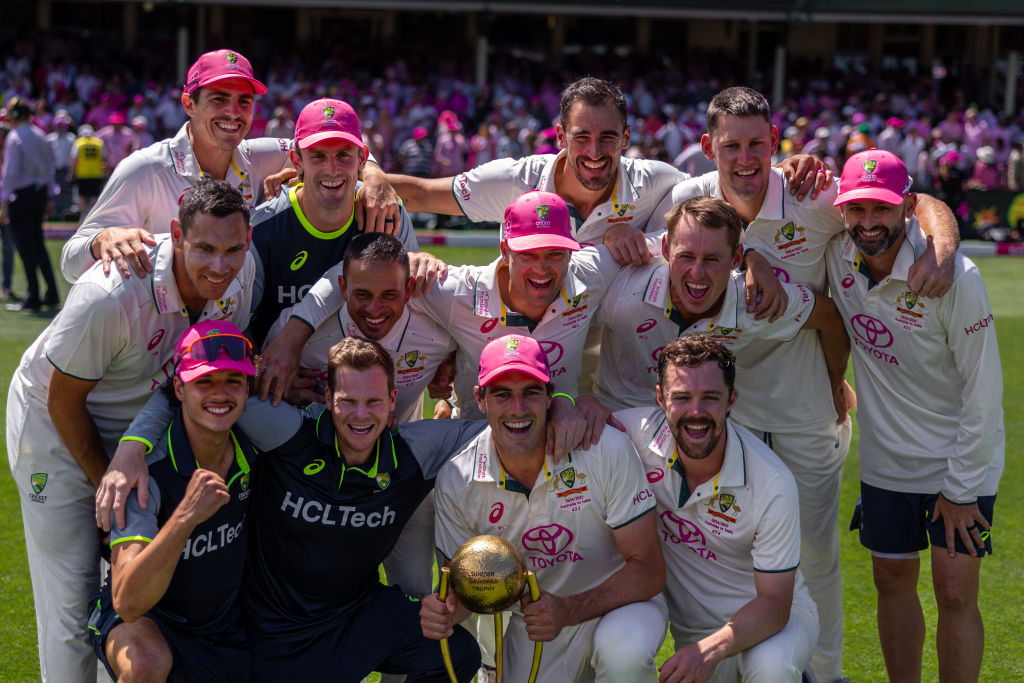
[438,535,542,683]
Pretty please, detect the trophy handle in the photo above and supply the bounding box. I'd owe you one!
[438,567,459,683]
[526,571,542,683]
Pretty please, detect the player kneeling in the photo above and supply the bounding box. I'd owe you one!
[89,321,257,682]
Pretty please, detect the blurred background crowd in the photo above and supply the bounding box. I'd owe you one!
[3,31,1023,233]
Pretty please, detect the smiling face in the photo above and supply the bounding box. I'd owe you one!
[500,243,570,319]
[339,259,412,341]
[182,79,255,152]
[476,371,551,461]
[174,369,248,436]
[702,114,778,205]
[557,100,629,193]
[839,198,911,257]
[656,361,735,461]
[292,139,367,215]
[326,364,397,466]
[172,211,250,312]
[663,215,742,321]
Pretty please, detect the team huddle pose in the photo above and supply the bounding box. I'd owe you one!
[6,47,1001,683]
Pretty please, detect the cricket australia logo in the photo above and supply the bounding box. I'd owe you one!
[505,338,519,352]
[376,473,390,490]
[718,493,738,513]
[225,52,238,64]
[774,222,806,247]
[323,106,335,119]
[403,350,420,368]
[536,204,549,221]
[559,467,576,489]
[863,159,877,174]
[29,473,48,503]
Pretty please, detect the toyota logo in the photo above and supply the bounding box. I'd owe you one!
[522,524,574,556]
[660,510,706,546]
[772,266,790,283]
[539,340,563,367]
[851,314,893,348]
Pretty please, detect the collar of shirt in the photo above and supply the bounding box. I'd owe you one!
[468,426,554,495]
[840,217,923,289]
[646,416,748,508]
[164,408,253,488]
[709,168,787,225]
[472,256,588,320]
[644,262,742,331]
[311,407,400,486]
[165,122,253,184]
[338,304,412,354]
[149,236,247,318]
[536,150,644,229]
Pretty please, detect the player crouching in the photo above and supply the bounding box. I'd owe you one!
[88,320,257,682]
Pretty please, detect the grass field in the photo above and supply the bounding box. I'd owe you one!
[0,236,1020,681]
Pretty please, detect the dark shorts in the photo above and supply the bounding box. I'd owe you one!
[249,584,480,682]
[88,586,251,683]
[852,481,996,556]
[76,178,104,197]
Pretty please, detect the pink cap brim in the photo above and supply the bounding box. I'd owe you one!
[297,130,366,150]
[834,188,905,207]
[189,73,268,96]
[478,363,550,387]
[178,357,256,383]
[505,234,580,252]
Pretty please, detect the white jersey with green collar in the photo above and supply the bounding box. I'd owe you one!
[264,299,457,424]
[824,219,1003,502]
[592,262,818,412]
[617,407,814,637]
[414,245,620,418]
[434,425,656,599]
[17,236,253,452]
[61,123,292,282]
[452,152,688,244]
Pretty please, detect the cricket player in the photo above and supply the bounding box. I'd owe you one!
[7,179,254,682]
[60,49,399,283]
[619,335,819,683]
[826,149,1002,682]
[421,333,667,683]
[106,336,490,681]
[248,98,420,347]
[264,231,457,601]
[591,195,849,413]
[89,321,258,682]
[647,86,961,682]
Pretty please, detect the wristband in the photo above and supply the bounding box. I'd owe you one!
[551,393,575,406]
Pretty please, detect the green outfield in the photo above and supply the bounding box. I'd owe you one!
[0,237,1020,681]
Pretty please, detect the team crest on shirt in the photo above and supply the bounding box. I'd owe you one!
[709,326,741,342]
[559,467,577,489]
[216,297,236,316]
[376,473,391,490]
[894,290,926,329]
[396,350,426,383]
[30,473,48,502]
[403,350,420,368]
[238,472,251,501]
[553,467,591,511]
[705,493,740,533]
[773,222,807,251]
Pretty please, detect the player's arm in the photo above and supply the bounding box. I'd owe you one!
[803,292,853,423]
[111,470,229,622]
[420,557,476,639]
[47,369,107,488]
[908,193,959,298]
[742,249,787,322]
[659,570,795,683]
[521,509,665,642]
[385,173,462,215]
[775,154,832,201]
[357,156,401,233]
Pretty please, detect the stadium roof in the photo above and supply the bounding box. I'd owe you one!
[187,0,1024,25]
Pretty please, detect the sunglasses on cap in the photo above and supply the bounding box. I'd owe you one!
[176,333,253,367]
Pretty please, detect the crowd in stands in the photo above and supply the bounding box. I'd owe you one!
[3,33,1024,226]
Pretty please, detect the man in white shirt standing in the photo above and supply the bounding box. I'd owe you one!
[826,149,1002,683]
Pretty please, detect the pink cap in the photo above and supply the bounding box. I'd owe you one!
[852,112,867,124]
[173,320,255,383]
[108,112,126,125]
[887,117,904,128]
[478,334,550,386]
[412,126,428,140]
[294,98,365,151]
[183,49,267,96]
[502,190,580,253]
[835,149,912,207]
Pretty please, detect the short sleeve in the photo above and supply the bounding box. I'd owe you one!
[110,484,164,547]
[45,282,126,381]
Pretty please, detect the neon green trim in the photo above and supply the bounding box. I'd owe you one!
[119,435,155,455]
[166,424,178,472]
[288,184,354,240]
[110,535,152,547]
[551,393,575,406]
[225,431,251,489]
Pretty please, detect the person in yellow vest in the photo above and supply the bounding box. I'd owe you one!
[71,124,106,216]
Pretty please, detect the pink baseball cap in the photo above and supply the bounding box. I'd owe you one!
[502,190,579,253]
[108,112,126,125]
[183,49,267,96]
[412,126,428,140]
[478,334,550,386]
[294,98,365,151]
[835,149,912,207]
[173,320,255,383]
